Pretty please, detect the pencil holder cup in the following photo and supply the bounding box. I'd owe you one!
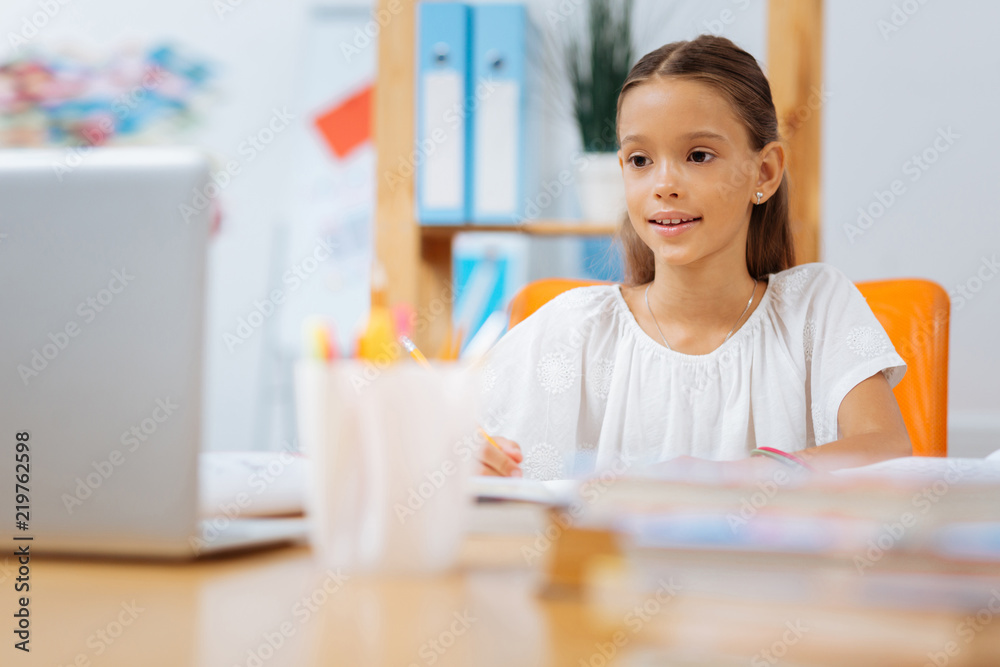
[294,360,480,575]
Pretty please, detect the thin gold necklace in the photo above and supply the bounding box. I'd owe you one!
[644,279,757,351]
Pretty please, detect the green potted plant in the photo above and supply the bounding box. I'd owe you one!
[566,0,634,223]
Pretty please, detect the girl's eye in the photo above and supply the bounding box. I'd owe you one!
[689,151,713,164]
[628,155,649,168]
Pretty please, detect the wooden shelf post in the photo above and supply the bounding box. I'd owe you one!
[767,0,824,264]
[372,0,454,352]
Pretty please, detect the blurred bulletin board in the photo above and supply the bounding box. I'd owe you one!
[258,4,376,449]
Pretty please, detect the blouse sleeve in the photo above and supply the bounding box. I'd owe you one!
[478,289,603,480]
[803,264,907,445]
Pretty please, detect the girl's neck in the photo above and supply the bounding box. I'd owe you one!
[646,260,760,332]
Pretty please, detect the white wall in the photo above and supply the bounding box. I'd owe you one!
[823,0,1000,456]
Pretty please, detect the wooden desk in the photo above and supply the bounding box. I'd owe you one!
[10,534,601,667]
[9,532,1000,666]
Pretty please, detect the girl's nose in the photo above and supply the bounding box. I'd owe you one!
[653,161,681,199]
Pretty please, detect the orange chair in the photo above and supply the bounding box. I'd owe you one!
[507,277,950,457]
[508,278,611,329]
[856,279,949,457]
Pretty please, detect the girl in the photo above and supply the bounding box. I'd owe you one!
[477,35,912,480]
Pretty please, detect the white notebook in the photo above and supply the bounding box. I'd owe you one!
[199,451,308,518]
[469,476,580,504]
[832,447,1000,484]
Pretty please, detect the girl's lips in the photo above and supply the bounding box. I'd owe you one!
[648,217,701,236]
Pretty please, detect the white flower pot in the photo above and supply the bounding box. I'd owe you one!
[577,152,627,224]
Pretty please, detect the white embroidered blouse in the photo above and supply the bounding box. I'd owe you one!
[479,263,907,480]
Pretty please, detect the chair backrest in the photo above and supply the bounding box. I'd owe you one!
[855,279,949,457]
[508,277,950,457]
[508,278,608,329]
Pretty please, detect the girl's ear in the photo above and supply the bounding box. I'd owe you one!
[755,141,786,202]
[618,150,624,172]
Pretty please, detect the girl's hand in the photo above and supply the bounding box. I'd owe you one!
[477,436,523,477]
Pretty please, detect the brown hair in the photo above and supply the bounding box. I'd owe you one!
[615,35,794,284]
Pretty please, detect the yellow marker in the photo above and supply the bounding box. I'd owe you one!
[399,335,505,455]
[303,318,336,362]
[357,263,399,363]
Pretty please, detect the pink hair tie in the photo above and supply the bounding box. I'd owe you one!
[752,446,817,472]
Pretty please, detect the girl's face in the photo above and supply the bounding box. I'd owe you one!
[617,77,763,272]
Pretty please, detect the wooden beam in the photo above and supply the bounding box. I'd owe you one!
[767,0,824,264]
[373,0,456,353]
[373,0,420,319]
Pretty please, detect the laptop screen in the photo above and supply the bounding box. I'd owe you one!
[0,147,213,555]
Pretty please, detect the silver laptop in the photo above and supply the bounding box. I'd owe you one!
[0,147,306,558]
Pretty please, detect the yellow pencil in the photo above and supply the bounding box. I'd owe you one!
[477,427,503,452]
[399,335,431,368]
[399,335,505,455]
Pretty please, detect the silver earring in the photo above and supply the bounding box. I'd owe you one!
[755,191,763,205]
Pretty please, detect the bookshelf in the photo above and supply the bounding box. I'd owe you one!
[372,0,822,352]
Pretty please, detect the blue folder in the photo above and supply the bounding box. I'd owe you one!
[415,2,472,225]
[470,3,528,224]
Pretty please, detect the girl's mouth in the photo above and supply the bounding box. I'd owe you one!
[649,216,701,226]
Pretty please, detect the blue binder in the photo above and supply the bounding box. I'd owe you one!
[470,4,528,224]
[415,2,471,225]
